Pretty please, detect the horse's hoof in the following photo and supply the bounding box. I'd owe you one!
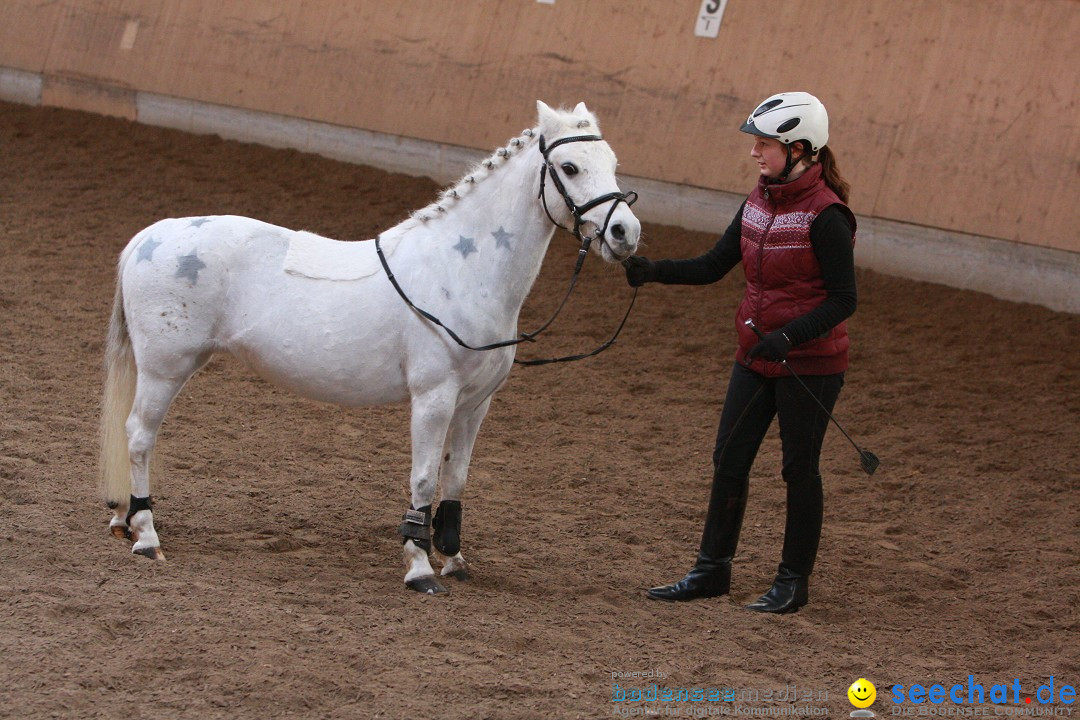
[133,546,166,561]
[405,575,448,595]
[111,525,132,541]
[438,552,470,580]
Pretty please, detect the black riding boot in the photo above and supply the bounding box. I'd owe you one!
[647,472,748,602]
[746,477,822,613]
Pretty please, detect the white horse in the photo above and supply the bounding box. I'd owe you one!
[99,101,640,594]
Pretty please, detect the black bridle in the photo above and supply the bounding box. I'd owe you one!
[375,132,638,366]
[537,133,638,248]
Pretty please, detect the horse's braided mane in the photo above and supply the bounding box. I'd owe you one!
[398,127,540,230]
[387,107,596,235]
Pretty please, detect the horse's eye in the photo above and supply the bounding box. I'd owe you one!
[561,163,579,176]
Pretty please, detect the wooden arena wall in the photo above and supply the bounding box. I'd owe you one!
[1,0,1078,309]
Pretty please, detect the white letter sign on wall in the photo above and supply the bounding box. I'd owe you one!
[695,0,728,38]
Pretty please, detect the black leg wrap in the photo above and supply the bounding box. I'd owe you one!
[125,495,153,526]
[432,500,462,556]
[398,505,432,553]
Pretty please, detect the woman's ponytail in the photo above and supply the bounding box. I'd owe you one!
[816,146,850,204]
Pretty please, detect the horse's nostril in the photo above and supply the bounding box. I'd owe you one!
[611,223,626,241]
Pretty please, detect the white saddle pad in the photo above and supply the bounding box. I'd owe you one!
[284,231,398,281]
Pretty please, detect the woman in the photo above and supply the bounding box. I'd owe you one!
[626,92,857,613]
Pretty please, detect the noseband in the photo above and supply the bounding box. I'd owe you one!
[376,132,638,366]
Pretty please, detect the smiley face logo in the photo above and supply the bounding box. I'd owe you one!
[848,678,876,708]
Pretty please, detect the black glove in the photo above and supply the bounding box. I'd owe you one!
[623,255,657,287]
[747,330,792,362]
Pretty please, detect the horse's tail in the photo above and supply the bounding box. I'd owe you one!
[99,245,137,509]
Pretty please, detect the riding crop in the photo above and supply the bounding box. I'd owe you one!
[745,319,880,476]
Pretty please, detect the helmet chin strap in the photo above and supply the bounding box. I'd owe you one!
[775,143,802,183]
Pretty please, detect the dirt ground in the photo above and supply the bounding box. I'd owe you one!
[1,101,1077,720]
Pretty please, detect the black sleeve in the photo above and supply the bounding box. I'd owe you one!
[781,205,858,346]
[651,203,745,285]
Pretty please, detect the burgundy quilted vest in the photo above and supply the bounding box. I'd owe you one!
[735,163,856,377]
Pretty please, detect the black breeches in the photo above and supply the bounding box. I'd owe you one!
[712,361,844,489]
[704,361,844,575]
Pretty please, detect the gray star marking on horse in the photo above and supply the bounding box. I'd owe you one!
[453,235,477,259]
[175,251,207,284]
[136,236,162,263]
[492,226,514,250]
[188,217,212,228]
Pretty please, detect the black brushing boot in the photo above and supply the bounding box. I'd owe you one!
[432,500,462,556]
[647,473,748,602]
[746,476,822,614]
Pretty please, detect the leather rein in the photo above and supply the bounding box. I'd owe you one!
[375,133,638,367]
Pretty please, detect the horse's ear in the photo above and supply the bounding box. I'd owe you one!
[536,100,565,137]
[572,101,598,131]
[536,100,556,124]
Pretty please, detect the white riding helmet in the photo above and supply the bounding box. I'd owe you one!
[740,92,829,153]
